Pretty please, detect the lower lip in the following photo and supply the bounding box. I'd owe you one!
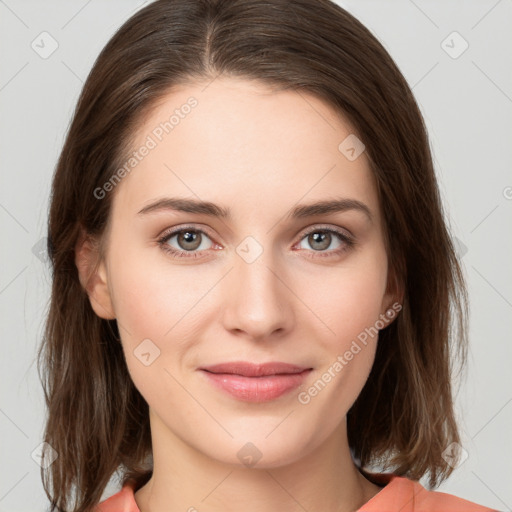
[200,369,312,402]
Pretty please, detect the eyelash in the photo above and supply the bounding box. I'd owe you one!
[157,224,355,260]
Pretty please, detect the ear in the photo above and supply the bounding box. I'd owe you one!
[380,265,404,323]
[75,228,116,320]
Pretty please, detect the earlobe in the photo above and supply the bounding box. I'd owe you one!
[75,230,116,320]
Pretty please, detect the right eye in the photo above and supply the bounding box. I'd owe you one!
[157,226,217,259]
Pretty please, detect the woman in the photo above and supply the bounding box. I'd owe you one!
[37,0,498,511]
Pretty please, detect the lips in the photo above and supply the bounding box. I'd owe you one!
[198,361,312,402]
[200,361,310,377]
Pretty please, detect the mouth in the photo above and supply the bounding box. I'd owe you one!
[198,361,313,402]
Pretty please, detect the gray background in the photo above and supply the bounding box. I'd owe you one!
[0,0,511,510]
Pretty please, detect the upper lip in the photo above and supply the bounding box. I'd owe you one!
[199,361,311,377]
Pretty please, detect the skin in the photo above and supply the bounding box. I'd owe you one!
[77,77,399,512]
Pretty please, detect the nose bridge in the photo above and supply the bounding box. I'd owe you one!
[222,235,294,339]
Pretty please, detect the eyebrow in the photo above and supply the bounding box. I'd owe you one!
[137,197,372,222]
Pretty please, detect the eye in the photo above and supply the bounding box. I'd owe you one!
[295,226,355,258]
[157,226,216,259]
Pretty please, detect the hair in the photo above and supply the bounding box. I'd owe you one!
[37,0,469,510]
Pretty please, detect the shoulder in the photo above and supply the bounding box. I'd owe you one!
[95,481,140,512]
[358,472,498,512]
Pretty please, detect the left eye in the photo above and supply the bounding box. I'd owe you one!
[296,228,354,254]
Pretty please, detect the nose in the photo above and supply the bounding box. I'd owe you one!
[221,243,295,342]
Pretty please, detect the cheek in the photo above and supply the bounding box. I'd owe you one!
[296,254,387,344]
[294,266,385,422]
[106,247,213,388]
[108,246,207,340]
[107,254,196,409]
[292,248,388,406]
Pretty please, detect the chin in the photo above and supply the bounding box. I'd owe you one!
[195,421,324,470]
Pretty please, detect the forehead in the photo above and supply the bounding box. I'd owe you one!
[110,77,379,222]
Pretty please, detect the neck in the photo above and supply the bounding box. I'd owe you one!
[134,409,383,512]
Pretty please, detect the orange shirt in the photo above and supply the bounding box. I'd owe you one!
[96,472,498,511]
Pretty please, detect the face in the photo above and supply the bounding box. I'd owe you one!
[85,77,396,468]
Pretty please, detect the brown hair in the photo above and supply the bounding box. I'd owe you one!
[38,0,468,510]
